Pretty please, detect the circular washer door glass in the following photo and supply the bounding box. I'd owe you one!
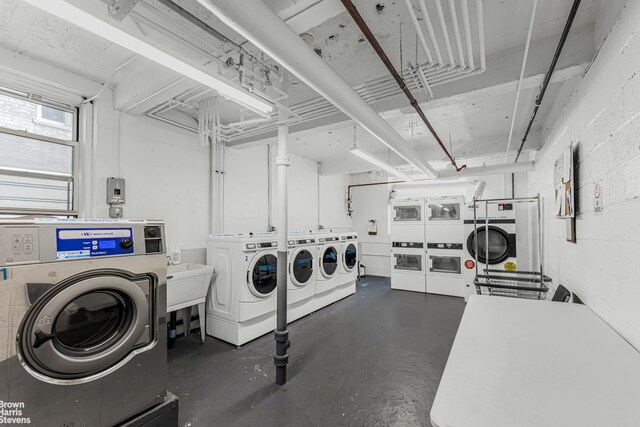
[54,291,131,355]
[252,254,278,295]
[467,226,510,264]
[344,243,357,270]
[292,249,313,285]
[322,246,338,276]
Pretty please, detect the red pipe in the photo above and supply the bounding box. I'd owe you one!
[340,0,466,172]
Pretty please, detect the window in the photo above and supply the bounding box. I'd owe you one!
[0,89,78,216]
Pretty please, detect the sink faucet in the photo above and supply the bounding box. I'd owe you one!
[166,255,173,266]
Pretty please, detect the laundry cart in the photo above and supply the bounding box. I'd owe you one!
[471,195,551,300]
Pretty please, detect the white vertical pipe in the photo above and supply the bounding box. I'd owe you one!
[275,102,290,384]
[504,0,537,162]
[434,0,456,66]
[461,0,475,69]
[403,0,435,66]
[447,0,466,68]
[417,0,444,67]
[476,0,486,70]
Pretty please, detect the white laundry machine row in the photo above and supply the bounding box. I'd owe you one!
[462,202,518,300]
[206,233,279,346]
[335,232,358,301]
[0,219,171,426]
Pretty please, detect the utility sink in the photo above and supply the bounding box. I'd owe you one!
[166,263,213,312]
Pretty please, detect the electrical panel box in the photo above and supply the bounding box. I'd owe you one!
[107,177,125,204]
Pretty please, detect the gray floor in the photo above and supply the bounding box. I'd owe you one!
[168,276,465,426]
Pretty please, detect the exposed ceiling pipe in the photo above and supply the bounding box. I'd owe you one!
[196,0,439,178]
[417,0,444,67]
[340,0,466,172]
[447,0,466,69]
[460,0,475,70]
[515,0,581,162]
[504,0,538,163]
[434,0,457,67]
[439,160,534,179]
[476,0,486,70]
[403,0,435,67]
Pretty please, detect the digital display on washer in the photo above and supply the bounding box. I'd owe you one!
[56,228,133,260]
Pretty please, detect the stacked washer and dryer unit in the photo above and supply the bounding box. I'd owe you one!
[391,196,498,298]
[206,230,358,346]
[0,219,175,426]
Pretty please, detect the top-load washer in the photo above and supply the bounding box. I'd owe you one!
[0,219,170,426]
[463,202,518,300]
[313,231,341,311]
[335,232,358,302]
[286,235,317,322]
[206,233,279,345]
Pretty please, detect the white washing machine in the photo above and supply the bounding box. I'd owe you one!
[335,232,358,302]
[206,233,279,345]
[0,219,171,426]
[313,231,341,311]
[463,202,518,300]
[286,235,316,322]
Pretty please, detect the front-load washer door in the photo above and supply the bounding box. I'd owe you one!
[466,226,517,264]
[320,245,338,278]
[343,243,358,272]
[17,269,154,384]
[290,248,314,287]
[249,252,278,297]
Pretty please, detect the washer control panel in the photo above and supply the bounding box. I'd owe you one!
[3,227,40,264]
[56,228,134,260]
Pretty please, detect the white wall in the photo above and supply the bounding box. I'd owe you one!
[528,0,640,349]
[224,144,352,234]
[90,90,210,253]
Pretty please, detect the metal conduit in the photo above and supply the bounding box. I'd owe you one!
[514,0,581,162]
[340,0,466,172]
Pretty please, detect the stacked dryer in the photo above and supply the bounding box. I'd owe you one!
[390,198,426,293]
[463,201,518,300]
[425,196,466,297]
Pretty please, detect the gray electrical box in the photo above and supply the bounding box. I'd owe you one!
[109,205,124,218]
[107,177,125,204]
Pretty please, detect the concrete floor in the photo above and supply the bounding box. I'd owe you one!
[168,276,465,426]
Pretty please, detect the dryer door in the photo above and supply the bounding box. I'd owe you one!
[17,270,154,384]
[466,226,516,264]
[249,252,278,297]
[290,248,314,287]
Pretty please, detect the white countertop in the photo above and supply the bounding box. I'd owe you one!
[431,295,640,427]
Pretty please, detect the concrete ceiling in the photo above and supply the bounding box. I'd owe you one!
[0,0,609,175]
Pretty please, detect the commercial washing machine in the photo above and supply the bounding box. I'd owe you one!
[0,219,172,426]
[206,233,279,345]
[463,202,518,300]
[335,232,358,302]
[286,235,316,322]
[313,231,341,311]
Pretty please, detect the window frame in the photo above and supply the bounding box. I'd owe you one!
[0,95,79,217]
[35,104,74,130]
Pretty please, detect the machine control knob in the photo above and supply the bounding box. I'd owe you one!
[120,238,133,249]
[147,227,158,237]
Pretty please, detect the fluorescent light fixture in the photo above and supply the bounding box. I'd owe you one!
[23,0,273,115]
[351,148,414,181]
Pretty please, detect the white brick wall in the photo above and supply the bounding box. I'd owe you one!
[529,1,640,349]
